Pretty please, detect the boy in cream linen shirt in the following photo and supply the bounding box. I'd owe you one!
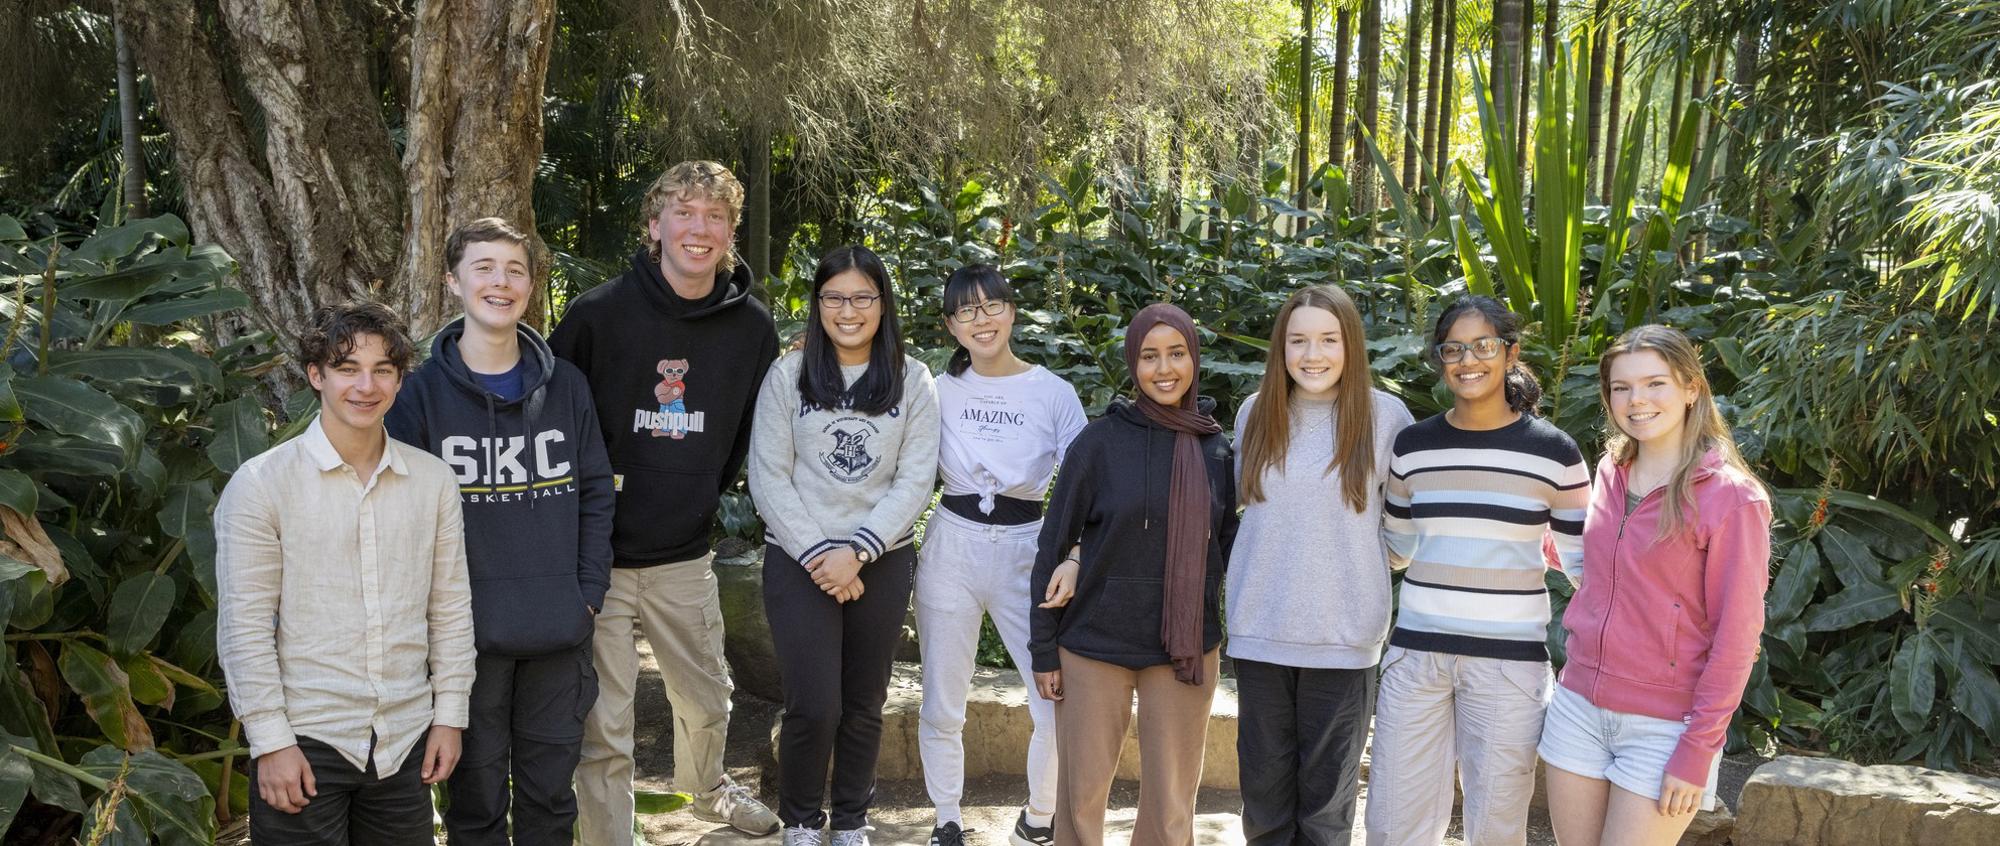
[216,302,476,844]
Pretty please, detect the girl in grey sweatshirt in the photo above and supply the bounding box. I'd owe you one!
[1226,285,1413,845]
[748,245,939,846]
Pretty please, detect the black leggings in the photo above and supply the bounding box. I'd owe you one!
[762,542,916,830]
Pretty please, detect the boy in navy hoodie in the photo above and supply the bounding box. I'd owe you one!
[387,217,616,845]
[551,161,782,840]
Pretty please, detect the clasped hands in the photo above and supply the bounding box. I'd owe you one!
[805,546,866,602]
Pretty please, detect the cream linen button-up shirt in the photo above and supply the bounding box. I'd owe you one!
[215,416,476,777]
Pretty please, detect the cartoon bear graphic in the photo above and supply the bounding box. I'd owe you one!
[654,358,691,439]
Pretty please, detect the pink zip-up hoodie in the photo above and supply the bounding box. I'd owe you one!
[1558,448,1771,785]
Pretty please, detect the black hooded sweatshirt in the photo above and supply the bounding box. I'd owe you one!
[1028,396,1239,673]
[387,319,616,657]
[549,251,780,567]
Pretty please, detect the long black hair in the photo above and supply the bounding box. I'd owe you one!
[799,245,907,415]
[942,264,1015,377]
[1431,295,1542,415]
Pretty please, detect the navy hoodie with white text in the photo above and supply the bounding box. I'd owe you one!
[387,319,615,657]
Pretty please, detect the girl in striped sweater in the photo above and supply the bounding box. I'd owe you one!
[1364,296,1591,846]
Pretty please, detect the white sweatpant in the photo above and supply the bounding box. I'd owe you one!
[914,506,1057,823]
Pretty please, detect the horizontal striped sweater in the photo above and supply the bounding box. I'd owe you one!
[1383,412,1589,662]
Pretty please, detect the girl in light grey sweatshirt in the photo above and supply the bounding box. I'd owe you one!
[1226,284,1413,846]
[748,245,939,846]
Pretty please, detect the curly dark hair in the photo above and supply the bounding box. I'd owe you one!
[297,301,417,378]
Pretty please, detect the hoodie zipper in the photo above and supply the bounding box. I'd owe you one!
[1591,469,1660,701]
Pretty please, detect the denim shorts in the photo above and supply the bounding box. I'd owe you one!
[1537,684,1720,811]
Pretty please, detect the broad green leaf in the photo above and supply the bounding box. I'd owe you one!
[69,215,191,265]
[1889,631,1936,734]
[82,794,146,846]
[5,437,125,477]
[0,740,29,832]
[0,216,25,241]
[57,642,153,751]
[1949,645,2000,737]
[0,556,48,629]
[79,747,216,846]
[46,349,213,388]
[147,656,217,698]
[1930,597,2000,664]
[156,481,217,541]
[0,670,54,756]
[123,287,252,325]
[59,257,222,303]
[1816,525,1884,590]
[1766,540,1820,623]
[206,396,270,474]
[0,470,35,516]
[1,733,82,814]
[1802,580,1902,632]
[119,654,174,709]
[0,361,20,423]
[13,375,145,462]
[106,573,177,656]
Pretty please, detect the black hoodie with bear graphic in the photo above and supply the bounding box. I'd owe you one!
[549,250,780,567]
[387,319,616,657]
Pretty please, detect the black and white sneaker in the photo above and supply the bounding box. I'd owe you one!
[1009,809,1054,846]
[928,820,967,846]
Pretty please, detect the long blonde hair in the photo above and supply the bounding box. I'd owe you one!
[1598,324,1751,535]
[1239,284,1377,511]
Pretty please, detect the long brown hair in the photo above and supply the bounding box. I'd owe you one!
[1239,284,1377,511]
[1598,324,1753,536]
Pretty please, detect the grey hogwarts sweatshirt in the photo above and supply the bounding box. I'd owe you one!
[1225,390,1414,669]
[747,352,940,565]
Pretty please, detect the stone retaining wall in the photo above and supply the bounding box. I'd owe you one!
[1735,755,2000,846]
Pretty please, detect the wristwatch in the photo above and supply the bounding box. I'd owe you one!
[852,543,875,564]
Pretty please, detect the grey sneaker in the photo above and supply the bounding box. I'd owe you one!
[691,779,782,836]
[782,826,826,846]
[830,827,872,846]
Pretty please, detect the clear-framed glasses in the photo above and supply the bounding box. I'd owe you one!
[951,299,1011,324]
[1433,336,1512,364]
[817,292,880,310]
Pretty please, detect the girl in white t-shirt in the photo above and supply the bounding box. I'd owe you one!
[917,264,1087,846]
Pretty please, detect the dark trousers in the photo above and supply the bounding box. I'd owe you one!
[1235,659,1376,846]
[445,645,598,845]
[762,543,915,830]
[248,734,433,845]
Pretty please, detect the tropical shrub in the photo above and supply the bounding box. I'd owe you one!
[0,213,280,843]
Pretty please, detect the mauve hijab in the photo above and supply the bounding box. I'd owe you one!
[1122,303,1221,685]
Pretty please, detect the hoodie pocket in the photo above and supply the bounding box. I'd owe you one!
[1074,576,1165,657]
[471,573,593,657]
[610,466,722,557]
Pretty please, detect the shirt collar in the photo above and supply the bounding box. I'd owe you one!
[302,414,408,478]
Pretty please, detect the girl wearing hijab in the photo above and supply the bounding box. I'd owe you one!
[1027,303,1239,846]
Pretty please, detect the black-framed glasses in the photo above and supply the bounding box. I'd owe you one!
[817,292,880,310]
[950,299,1011,324]
[1433,336,1512,364]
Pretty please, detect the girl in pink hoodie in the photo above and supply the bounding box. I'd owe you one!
[1539,325,1771,846]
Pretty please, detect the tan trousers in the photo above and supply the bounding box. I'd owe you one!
[576,555,734,846]
[1053,648,1219,846]
[1363,646,1552,846]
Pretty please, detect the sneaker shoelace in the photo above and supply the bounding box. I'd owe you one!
[933,824,968,846]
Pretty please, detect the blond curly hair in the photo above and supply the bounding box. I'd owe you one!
[641,161,745,267]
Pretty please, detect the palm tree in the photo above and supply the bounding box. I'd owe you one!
[1296,0,1316,209]
[1355,0,1383,220]
[1329,4,1353,215]
[1400,0,1424,192]
[1586,0,1611,198]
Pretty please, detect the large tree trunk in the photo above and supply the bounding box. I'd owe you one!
[113,15,148,222]
[1721,23,1761,211]
[1354,0,1382,225]
[121,0,554,347]
[1295,0,1315,210]
[1399,0,1423,193]
[1329,7,1352,216]
[1585,0,1609,199]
